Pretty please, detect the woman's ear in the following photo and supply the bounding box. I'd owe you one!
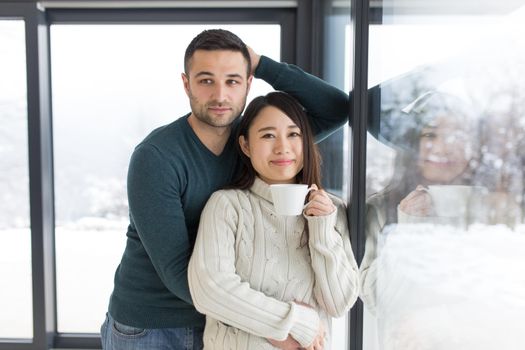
[239,135,251,158]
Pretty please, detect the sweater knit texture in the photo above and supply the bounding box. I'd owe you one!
[107,55,351,329]
[188,178,359,349]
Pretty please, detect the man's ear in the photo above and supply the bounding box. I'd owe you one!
[239,135,250,158]
[181,73,190,96]
[246,75,253,96]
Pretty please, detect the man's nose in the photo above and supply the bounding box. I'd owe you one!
[213,83,228,102]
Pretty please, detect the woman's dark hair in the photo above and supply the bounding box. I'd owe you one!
[184,29,251,77]
[230,91,322,190]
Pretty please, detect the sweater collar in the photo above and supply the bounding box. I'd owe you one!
[250,177,273,203]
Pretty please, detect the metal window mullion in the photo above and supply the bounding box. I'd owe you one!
[0,3,55,350]
[348,0,369,349]
[26,3,57,350]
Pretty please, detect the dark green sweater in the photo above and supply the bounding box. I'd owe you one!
[108,56,349,328]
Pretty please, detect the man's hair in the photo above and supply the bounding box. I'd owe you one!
[184,29,251,76]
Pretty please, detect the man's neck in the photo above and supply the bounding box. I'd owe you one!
[187,114,232,156]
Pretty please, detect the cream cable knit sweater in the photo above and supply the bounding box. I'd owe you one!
[188,177,359,350]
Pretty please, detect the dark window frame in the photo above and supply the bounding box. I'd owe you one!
[348,0,369,349]
[0,1,336,349]
[0,2,55,350]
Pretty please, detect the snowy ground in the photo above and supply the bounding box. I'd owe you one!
[4,221,524,348]
[0,218,126,337]
[363,223,525,350]
[0,220,348,348]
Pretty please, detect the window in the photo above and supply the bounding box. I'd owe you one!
[363,4,525,349]
[0,19,32,340]
[51,23,281,333]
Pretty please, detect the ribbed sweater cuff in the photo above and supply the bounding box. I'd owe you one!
[305,210,338,246]
[289,303,320,348]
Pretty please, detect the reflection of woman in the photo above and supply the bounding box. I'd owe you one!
[188,92,358,350]
[397,113,476,220]
[372,91,477,225]
[360,91,478,311]
[358,91,487,350]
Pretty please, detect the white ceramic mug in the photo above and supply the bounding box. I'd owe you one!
[427,185,473,217]
[270,184,312,216]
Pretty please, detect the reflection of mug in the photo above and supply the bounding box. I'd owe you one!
[427,185,473,218]
[270,184,311,216]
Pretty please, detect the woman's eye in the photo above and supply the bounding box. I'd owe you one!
[261,133,275,139]
[289,132,301,137]
[420,132,436,139]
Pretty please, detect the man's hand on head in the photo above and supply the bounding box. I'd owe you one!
[247,46,261,76]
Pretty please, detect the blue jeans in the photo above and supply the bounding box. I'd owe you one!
[100,313,204,350]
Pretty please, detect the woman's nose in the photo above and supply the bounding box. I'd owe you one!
[427,137,449,154]
[273,137,290,154]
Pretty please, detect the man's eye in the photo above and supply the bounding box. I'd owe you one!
[200,79,213,84]
[227,80,240,85]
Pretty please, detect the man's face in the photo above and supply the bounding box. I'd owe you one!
[182,50,252,129]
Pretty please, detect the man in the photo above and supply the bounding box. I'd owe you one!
[100,29,348,350]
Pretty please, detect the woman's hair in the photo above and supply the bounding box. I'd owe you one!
[230,91,322,190]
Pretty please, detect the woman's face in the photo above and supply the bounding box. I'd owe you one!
[418,116,472,184]
[239,105,304,184]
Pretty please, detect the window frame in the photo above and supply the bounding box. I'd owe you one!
[0,1,329,349]
[0,2,55,350]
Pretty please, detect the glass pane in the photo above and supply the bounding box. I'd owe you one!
[0,19,32,339]
[51,24,280,333]
[363,4,525,349]
[323,1,351,349]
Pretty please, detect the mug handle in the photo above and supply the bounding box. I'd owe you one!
[302,186,316,210]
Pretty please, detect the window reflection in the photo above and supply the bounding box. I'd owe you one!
[51,23,280,333]
[0,19,32,339]
[363,4,525,349]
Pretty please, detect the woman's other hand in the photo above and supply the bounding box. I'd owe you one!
[305,322,325,350]
[267,335,302,350]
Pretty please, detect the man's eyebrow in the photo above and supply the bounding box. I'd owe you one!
[226,73,244,79]
[194,71,214,78]
[193,71,245,79]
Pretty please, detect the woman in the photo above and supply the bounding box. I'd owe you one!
[188,91,359,350]
[365,91,479,227]
[359,91,485,349]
